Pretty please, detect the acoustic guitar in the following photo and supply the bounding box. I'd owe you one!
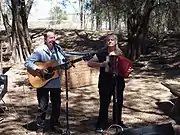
[27,54,93,88]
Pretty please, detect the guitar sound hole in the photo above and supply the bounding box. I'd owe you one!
[44,72,54,80]
[43,67,54,80]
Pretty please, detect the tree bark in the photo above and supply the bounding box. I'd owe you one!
[79,0,84,29]
[10,0,32,63]
[0,1,13,54]
[26,0,34,17]
[127,0,155,60]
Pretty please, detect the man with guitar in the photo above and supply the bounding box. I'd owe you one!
[88,34,133,133]
[25,31,69,134]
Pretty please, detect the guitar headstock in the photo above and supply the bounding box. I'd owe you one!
[82,52,95,61]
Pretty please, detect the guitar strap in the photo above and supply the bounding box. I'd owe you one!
[53,45,67,77]
[54,44,67,60]
[54,44,71,68]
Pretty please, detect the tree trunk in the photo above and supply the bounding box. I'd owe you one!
[10,0,31,63]
[127,14,139,59]
[127,0,155,60]
[79,0,84,29]
[26,0,34,17]
[96,15,101,30]
[91,14,94,30]
[0,7,12,54]
[108,10,112,30]
[20,0,32,53]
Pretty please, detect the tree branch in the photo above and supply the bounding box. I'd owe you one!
[0,34,11,41]
[30,29,47,39]
[74,30,90,41]
[25,0,34,19]
[152,1,170,10]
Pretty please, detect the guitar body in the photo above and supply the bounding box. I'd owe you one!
[27,53,95,88]
[27,60,59,88]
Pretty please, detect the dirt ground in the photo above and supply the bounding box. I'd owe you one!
[0,30,180,135]
[0,61,180,135]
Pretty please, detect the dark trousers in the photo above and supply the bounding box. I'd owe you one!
[97,75,125,129]
[36,88,61,127]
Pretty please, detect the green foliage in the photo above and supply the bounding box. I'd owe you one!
[49,6,67,25]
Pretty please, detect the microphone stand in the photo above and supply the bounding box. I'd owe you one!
[109,55,123,134]
[113,74,119,125]
[62,61,73,135]
[52,43,73,134]
[110,56,119,125]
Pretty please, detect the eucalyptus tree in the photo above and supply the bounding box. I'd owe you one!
[149,0,180,41]
[70,0,90,29]
[90,0,108,30]
[0,0,34,63]
[125,0,180,59]
[125,0,156,59]
[167,0,180,31]
[79,0,84,28]
[89,0,180,60]
[49,6,67,25]
[91,0,156,59]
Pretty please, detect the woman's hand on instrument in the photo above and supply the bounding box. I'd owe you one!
[127,67,133,73]
[100,61,109,67]
[109,51,117,56]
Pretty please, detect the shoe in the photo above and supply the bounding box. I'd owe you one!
[36,121,45,134]
[50,120,62,129]
[49,125,63,134]
[50,119,64,129]
[36,127,44,135]
[54,121,63,128]
[95,128,105,133]
[49,124,55,131]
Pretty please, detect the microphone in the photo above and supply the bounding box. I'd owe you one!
[52,41,58,45]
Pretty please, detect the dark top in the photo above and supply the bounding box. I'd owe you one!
[96,48,124,88]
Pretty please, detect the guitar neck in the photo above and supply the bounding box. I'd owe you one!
[52,57,84,71]
[71,57,84,63]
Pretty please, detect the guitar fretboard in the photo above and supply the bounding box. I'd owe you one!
[52,57,84,71]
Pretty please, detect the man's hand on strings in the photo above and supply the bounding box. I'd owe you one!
[35,67,48,77]
[36,67,48,74]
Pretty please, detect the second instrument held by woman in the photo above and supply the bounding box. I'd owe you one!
[104,53,133,78]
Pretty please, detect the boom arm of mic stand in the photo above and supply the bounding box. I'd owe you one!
[63,58,75,68]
